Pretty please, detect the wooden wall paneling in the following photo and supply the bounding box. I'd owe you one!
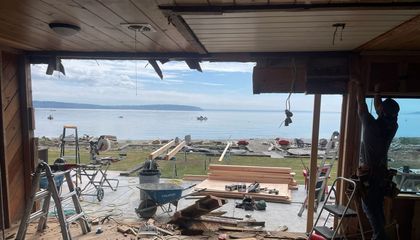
[131,0,196,51]
[0,51,6,230]
[0,52,27,226]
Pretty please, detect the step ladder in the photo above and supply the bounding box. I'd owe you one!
[60,125,81,165]
[16,162,91,240]
[298,132,340,217]
[310,177,365,240]
[298,164,333,217]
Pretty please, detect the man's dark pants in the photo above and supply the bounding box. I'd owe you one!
[361,178,388,240]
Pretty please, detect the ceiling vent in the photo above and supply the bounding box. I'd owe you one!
[121,23,156,32]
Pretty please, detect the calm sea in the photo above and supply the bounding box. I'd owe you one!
[34,109,419,140]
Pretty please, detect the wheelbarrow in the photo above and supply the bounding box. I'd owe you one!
[135,182,203,218]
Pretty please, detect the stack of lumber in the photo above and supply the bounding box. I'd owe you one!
[194,179,292,203]
[207,164,298,190]
[192,164,298,203]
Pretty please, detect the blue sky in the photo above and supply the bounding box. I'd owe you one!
[31,60,418,113]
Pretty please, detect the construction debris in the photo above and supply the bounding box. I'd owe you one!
[171,195,228,223]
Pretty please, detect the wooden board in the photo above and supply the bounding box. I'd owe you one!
[165,141,186,160]
[194,179,292,203]
[209,164,291,173]
[149,139,175,160]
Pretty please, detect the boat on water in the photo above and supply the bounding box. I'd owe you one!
[197,116,208,121]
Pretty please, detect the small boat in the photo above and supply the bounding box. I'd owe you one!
[47,114,53,120]
[118,116,124,118]
[197,116,208,121]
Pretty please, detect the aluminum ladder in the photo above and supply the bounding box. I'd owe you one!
[15,162,91,240]
[60,125,81,165]
[310,177,365,240]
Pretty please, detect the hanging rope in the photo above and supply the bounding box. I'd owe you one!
[332,23,345,46]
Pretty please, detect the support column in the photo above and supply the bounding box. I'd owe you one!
[306,94,321,233]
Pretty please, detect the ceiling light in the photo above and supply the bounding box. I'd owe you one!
[49,23,81,36]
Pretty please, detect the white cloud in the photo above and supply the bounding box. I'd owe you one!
[31,60,341,111]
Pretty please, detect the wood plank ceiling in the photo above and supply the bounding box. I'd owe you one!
[0,0,195,52]
[182,10,420,52]
[0,0,419,53]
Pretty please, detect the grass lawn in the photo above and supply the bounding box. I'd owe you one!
[48,148,337,184]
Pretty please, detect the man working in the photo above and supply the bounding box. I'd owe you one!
[355,82,399,240]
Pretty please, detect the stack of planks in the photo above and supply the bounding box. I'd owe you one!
[208,164,297,189]
[193,164,298,203]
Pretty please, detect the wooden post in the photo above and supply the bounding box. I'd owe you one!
[306,94,321,233]
[18,55,35,204]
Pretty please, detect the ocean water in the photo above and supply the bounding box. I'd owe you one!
[35,108,419,140]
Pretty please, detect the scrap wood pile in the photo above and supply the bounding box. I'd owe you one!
[167,195,307,240]
[192,164,297,203]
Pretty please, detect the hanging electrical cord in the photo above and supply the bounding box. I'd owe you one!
[279,58,297,127]
[332,23,346,45]
[134,29,139,96]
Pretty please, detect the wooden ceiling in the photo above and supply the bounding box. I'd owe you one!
[0,0,419,54]
[0,0,195,52]
[182,10,420,52]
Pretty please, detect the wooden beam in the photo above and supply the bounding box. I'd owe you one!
[25,51,350,63]
[165,141,186,160]
[149,140,175,160]
[18,55,34,207]
[160,2,420,14]
[218,142,231,162]
[148,60,163,79]
[306,94,321,233]
[164,14,207,54]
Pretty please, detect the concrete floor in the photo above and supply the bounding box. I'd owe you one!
[55,171,333,233]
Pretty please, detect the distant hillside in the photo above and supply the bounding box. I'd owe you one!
[34,101,203,111]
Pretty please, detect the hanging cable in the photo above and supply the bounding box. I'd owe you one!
[279,58,296,127]
[134,29,138,96]
[332,23,345,46]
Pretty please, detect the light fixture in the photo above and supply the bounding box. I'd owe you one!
[49,23,81,36]
[121,23,156,32]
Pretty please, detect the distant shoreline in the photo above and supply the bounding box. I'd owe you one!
[34,100,203,111]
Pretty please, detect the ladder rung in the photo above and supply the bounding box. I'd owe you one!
[313,226,343,239]
[66,213,85,224]
[324,204,357,217]
[28,210,48,223]
[34,190,50,201]
[60,191,77,201]
[52,170,72,177]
